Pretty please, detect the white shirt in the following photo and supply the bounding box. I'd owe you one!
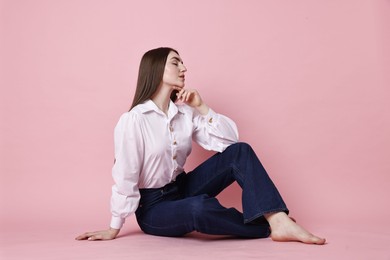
[110,99,239,229]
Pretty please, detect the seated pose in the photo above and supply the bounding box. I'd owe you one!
[76,47,325,244]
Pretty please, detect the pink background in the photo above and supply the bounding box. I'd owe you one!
[1,0,389,259]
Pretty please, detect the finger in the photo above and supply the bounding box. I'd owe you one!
[185,91,193,102]
[180,91,186,101]
[185,90,196,102]
[180,91,187,101]
[88,236,96,241]
[88,234,101,241]
[176,90,184,101]
[75,233,91,240]
[75,235,86,240]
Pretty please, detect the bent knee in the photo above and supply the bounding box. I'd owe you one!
[228,142,253,153]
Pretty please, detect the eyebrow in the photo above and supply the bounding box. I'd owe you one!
[170,57,183,63]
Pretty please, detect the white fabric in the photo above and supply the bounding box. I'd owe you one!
[110,99,239,229]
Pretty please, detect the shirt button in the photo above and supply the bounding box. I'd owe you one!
[173,140,177,145]
[169,126,174,132]
[172,155,177,160]
[208,117,213,123]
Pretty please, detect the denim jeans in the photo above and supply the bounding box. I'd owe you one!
[135,142,288,238]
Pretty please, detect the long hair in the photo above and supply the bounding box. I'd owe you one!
[130,47,179,110]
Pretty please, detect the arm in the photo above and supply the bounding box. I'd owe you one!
[76,112,144,241]
[176,88,239,152]
[110,112,143,230]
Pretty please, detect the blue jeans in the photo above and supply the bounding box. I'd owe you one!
[135,142,288,238]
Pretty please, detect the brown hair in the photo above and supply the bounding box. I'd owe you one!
[130,47,179,110]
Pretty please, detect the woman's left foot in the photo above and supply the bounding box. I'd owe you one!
[266,212,326,245]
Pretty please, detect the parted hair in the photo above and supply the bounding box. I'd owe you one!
[130,47,179,110]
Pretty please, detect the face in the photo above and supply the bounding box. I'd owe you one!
[162,51,187,89]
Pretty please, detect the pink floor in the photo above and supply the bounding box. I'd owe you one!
[1,217,389,260]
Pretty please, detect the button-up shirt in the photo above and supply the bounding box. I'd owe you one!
[110,99,239,229]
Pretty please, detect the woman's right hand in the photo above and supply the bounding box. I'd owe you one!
[75,228,120,241]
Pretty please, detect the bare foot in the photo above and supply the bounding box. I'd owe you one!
[265,212,326,245]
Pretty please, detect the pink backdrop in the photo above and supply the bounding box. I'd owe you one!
[1,0,389,236]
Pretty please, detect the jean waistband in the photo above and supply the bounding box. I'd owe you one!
[138,173,186,209]
[139,172,185,193]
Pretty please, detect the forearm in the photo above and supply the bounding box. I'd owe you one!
[195,102,209,115]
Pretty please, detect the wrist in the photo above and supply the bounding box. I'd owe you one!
[109,227,120,236]
[196,103,209,115]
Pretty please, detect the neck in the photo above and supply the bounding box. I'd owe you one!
[151,85,172,115]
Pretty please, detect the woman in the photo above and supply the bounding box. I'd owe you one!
[76,47,325,244]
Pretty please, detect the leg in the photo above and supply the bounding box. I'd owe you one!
[182,142,326,244]
[136,194,270,238]
[183,142,288,223]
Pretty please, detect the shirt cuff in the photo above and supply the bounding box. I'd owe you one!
[110,216,125,229]
[203,108,219,125]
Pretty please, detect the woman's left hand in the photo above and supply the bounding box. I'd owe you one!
[175,88,209,115]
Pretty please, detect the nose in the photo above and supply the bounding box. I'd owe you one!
[180,63,187,72]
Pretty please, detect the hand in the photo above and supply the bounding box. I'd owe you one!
[75,228,120,241]
[175,88,209,115]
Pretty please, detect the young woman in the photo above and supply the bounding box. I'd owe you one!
[76,47,325,244]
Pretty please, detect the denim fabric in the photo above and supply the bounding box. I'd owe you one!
[135,142,288,238]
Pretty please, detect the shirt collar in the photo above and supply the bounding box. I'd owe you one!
[138,99,184,117]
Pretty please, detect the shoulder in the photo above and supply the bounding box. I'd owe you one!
[118,101,150,122]
[115,110,142,131]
